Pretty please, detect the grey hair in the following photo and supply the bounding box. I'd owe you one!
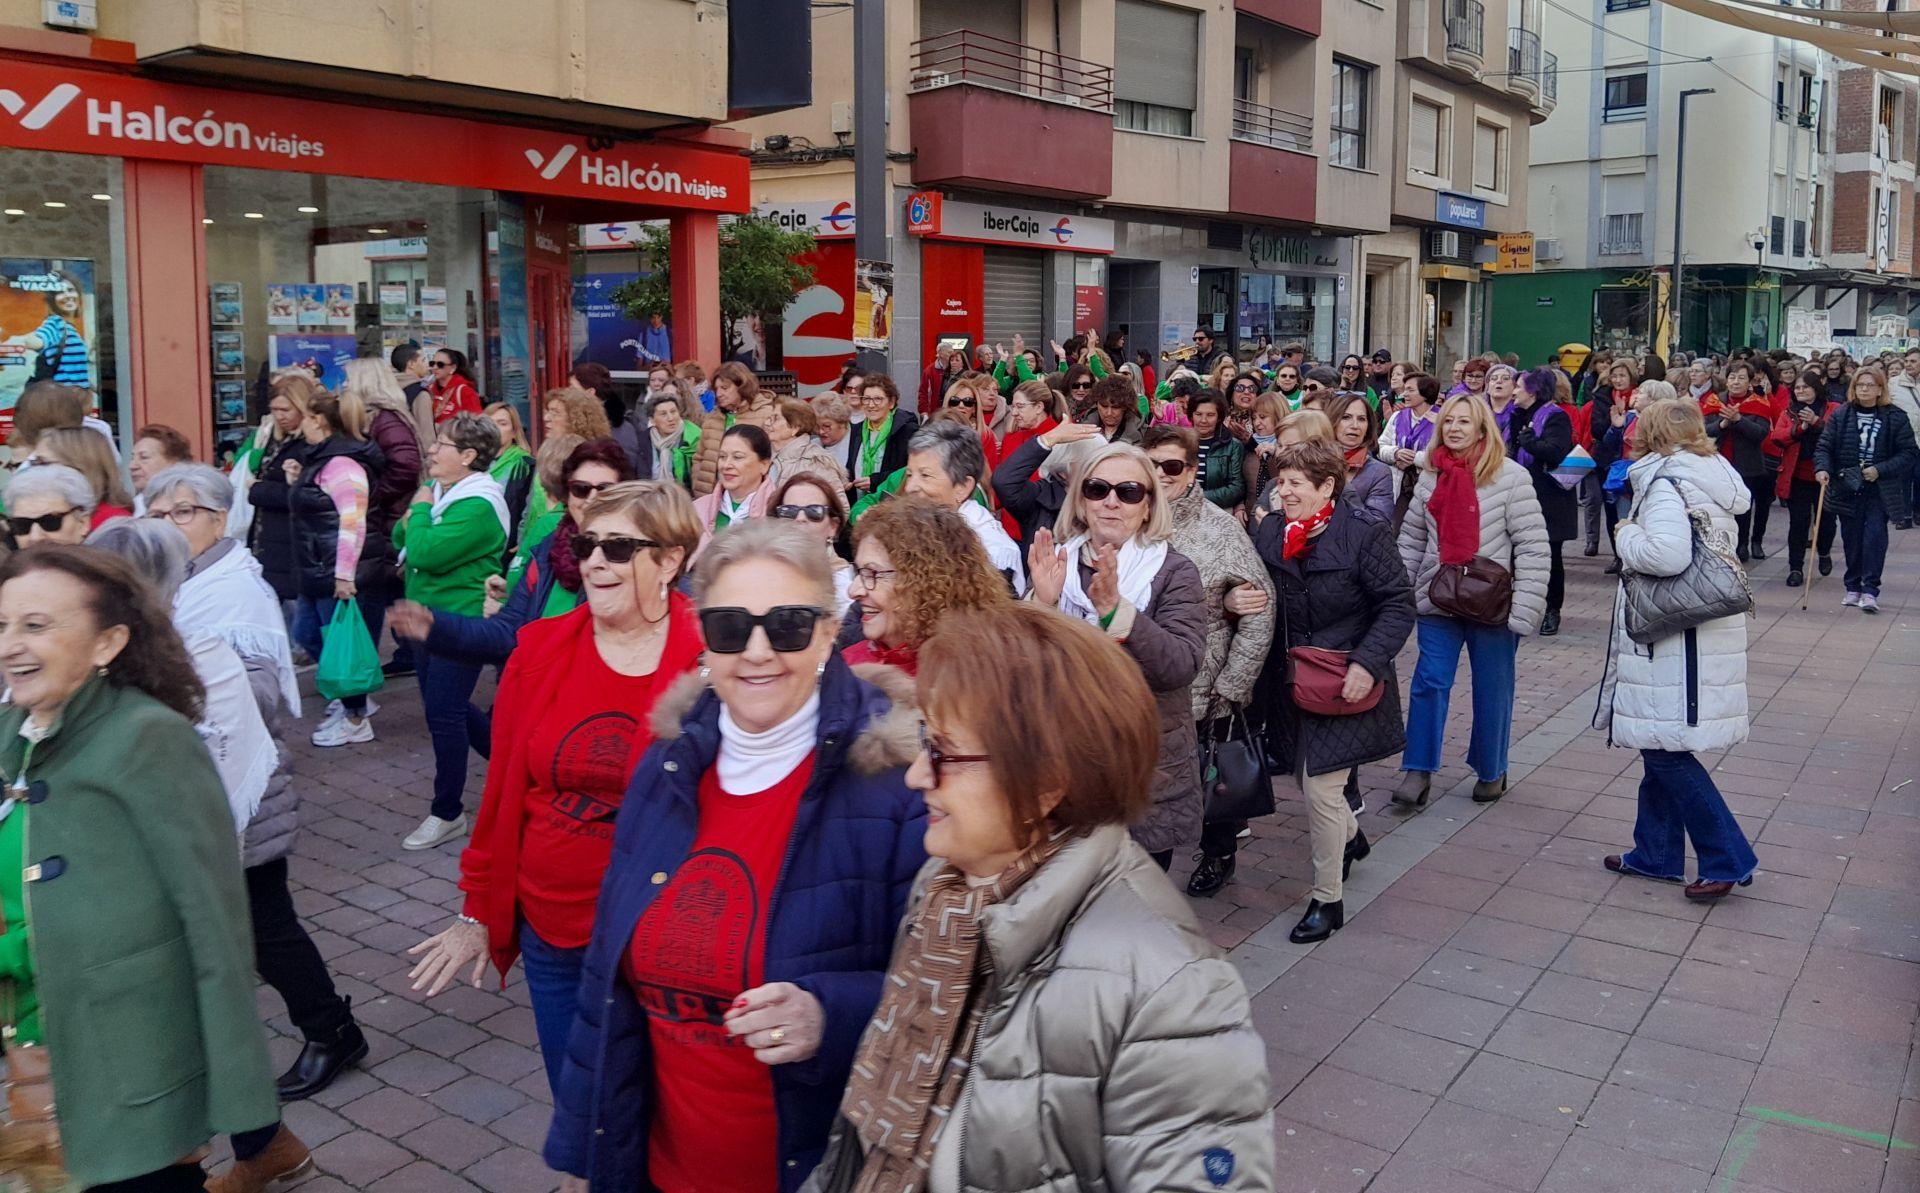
[1486,364,1518,386]
[812,394,851,425]
[906,421,986,491]
[86,517,191,604]
[8,463,96,513]
[692,517,835,611]
[1637,379,1679,404]
[145,462,234,513]
[646,394,683,418]
[442,411,501,472]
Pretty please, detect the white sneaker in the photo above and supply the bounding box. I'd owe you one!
[1842,591,1861,608]
[310,715,374,747]
[323,696,380,722]
[1860,593,1879,614]
[403,813,469,851]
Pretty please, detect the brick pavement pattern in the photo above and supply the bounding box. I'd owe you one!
[220,532,1919,1192]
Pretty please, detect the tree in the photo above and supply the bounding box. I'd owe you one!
[610,217,818,361]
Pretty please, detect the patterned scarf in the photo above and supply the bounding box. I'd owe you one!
[842,836,1066,1193]
[1342,444,1370,475]
[1282,501,1335,560]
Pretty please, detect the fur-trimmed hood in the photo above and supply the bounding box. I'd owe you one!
[647,656,919,776]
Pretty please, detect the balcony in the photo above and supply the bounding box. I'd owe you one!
[1235,0,1321,37]
[1506,27,1541,100]
[1228,98,1318,224]
[1533,51,1559,117]
[907,29,1115,201]
[1445,0,1485,73]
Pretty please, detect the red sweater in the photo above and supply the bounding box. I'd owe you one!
[430,375,482,423]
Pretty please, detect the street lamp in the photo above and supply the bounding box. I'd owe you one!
[1672,88,1715,355]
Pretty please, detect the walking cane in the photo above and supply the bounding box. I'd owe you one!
[1802,477,1828,612]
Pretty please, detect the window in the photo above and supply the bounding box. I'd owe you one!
[1797,72,1816,127]
[1792,219,1807,258]
[1604,0,1648,9]
[1114,0,1199,136]
[1473,120,1507,194]
[1774,64,1789,122]
[1330,59,1372,169]
[1603,72,1648,122]
[1769,216,1785,255]
[1878,85,1899,157]
[1599,213,1644,255]
[1409,97,1448,180]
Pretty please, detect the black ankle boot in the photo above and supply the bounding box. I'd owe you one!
[1186,851,1237,898]
[1343,830,1371,880]
[277,1008,369,1101]
[1289,899,1344,944]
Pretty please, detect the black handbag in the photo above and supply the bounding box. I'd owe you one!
[1201,708,1275,824]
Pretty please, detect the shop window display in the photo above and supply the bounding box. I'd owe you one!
[1238,273,1334,362]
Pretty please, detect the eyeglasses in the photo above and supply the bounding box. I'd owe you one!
[567,479,618,501]
[774,503,832,524]
[919,721,991,787]
[948,397,977,409]
[698,605,825,653]
[6,509,76,537]
[1303,382,1325,393]
[851,564,897,588]
[1150,458,1190,477]
[1080,478,1149,504]
[146,504,218,526]
[570,533,657,564]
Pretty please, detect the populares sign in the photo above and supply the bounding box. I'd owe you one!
[906,193,1113,254]
[0,57,747,213]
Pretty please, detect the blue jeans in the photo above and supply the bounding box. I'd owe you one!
[1403,616,1518,783]
[1839,486,1889,597]
[1623,749,1758,884]
[416,648,483,821]
[518,920,587,1099]
[294,594,390,717]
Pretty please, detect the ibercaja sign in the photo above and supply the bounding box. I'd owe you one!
[0,56,748,213]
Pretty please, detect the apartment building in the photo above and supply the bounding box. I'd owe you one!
[0,0,804,458]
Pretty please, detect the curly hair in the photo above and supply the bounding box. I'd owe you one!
[0,545,204,722]
[852,497,1009,647]
[543,387,613,440]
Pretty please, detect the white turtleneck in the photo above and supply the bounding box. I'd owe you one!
[717,690,821,794]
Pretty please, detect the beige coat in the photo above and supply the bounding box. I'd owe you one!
[1396,456,1552,637]
[769,433,849,492]
[1168,484,1274,719]
[690,394,775,496]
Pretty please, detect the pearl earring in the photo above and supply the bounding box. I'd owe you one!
[699,665,711,681]
[816,660,827,677]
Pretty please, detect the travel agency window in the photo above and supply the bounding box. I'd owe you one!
[0,148,129,449]
[201,165,495,462]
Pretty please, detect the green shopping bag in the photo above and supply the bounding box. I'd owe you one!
[314,601,386,701]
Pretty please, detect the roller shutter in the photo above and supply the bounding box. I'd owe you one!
[981,247,1045,347]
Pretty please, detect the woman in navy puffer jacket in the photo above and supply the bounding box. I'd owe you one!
[545,519,926,1193]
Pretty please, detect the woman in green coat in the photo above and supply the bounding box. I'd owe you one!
[0,545,278,1191]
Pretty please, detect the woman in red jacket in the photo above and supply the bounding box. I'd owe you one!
[406,480,705,1098]
[1771,371,1835,587]
[426,347,484,424]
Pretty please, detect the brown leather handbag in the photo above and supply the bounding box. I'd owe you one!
[1428,555,1513,627]
[1286,646,1383,717]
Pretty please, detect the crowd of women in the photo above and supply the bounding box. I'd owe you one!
[0,330,1909,1192]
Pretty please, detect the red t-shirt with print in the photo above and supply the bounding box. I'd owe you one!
[516,629,667,948]
[625,755,814,1193]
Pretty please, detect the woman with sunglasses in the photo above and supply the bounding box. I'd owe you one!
[426,347,483,424]
[767,396,849,492]
[33,425,132,527]
[1029,443,1206,869]
[545,518,926,1193]
[693,424,777,558]
[843,496,1011,676]
[769,472,853,612]
[1055,362,1099,421]
[392,413,511,851]
[4,463,98,548]
[408,481,705,1104]
[1338,354,1372,408]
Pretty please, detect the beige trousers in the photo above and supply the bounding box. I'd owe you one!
[1301,769,1358,903]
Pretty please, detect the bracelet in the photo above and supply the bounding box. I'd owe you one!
[456,914,481,927]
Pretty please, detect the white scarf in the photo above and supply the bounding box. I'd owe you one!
[719,486,752,525]
[956,499,1027,596]
[176,543,302,717]
[717,690,820,794]
[187,631,278,846]
[431,470,512,538]
[1057,533,1167,625]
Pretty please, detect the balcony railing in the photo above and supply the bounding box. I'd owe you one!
[1445,0,1485,61]
[1542,51,1558,106]
[1599,235,1643,256]
[1507,26,1541,92]
[1231,97,1313,153]
[909,29,1114,114]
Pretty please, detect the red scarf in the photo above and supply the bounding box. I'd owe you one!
[1343,444,1370,475]
[1428,442,1485,566]
[1282,501,1335,560]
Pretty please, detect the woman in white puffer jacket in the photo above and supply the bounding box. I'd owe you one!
[1594,398,1759,903]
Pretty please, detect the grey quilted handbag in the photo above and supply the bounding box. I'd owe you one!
[1620,477,1753,645]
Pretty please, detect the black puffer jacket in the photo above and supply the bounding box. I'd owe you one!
[246,438,308,602]
[1509,401,1578,544]
[1252,503,1415,777]
[248,435,389,600]
[1814,403,1918,522]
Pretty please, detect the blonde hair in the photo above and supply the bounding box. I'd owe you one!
[1430,394,1508,485]
[535,433,585,501]
[1278,408,1334,445]
[579,479,705,584]
[1011,379,1064,421]
[1631,398,1716,460]
[37,426,131,508]
[1054,442,1173,544]
[1252,392,1291,431]
[1636,379,1678,405]
[544,387,612,439]
[484,401,529,450]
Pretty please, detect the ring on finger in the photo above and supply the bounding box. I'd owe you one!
[769,1027,786,1045]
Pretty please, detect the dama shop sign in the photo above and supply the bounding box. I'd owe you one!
[905,193,1113,254]
[1246,229,1340,270]
[0,54,748,213]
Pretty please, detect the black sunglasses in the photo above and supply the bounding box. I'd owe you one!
[948,397,977,409]
[570,533,657,564]
[699,605,825,653]
[1232,382,1257,392]
[773,503,831,524]
[431,359,452,368]
[6,510,75,537]
[1070,381,1094,391]
[1151,458,1189,477]
[1081,478,1150,504]
[918,721,991,787]
[567,479,618,501]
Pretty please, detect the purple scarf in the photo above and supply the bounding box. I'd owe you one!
[1394,408,1436,453]
[1513,403,1556,469]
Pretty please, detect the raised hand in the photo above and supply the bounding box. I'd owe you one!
[1087,543,1120,618]
[1028,528,1068,608]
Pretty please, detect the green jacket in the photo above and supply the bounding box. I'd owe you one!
[506,505,565,592]
[847,465,992,524]
[0,799,35,1045]
[394,493,509,615]
[0,678,277,1187]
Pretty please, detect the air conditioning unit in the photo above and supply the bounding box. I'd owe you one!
[1536,238,1565,261]
[1430,230,1462,259]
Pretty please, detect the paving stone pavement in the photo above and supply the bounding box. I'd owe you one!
[220,528,1919,1192]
